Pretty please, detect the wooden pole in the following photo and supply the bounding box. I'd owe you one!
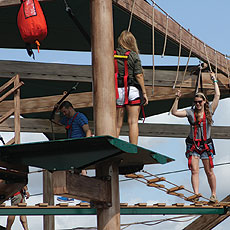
[14,74,20,144]
[91,0,120,229]
[43,170,54,230]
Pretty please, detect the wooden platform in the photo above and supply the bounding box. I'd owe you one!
[0,136,174,172]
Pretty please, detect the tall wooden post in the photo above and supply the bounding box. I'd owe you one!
[91,0,120,229]
[14,74,20,144]
[43,170,54,230]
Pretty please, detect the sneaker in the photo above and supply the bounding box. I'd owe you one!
[57,196,74,202]
[209,195,218,203]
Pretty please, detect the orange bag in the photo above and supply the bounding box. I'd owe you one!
[17,0,47,57]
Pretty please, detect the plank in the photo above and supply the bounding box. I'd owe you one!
[184,195,230,230]
[53,171,111,204]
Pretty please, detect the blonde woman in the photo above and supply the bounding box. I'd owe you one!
[114,30,148,145]
[172,72,220,202]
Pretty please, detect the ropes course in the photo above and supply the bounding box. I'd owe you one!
[125,170,230,206]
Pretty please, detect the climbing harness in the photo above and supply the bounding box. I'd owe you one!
[114,50,145,122]
[50,82,79,140]
[186,112,214,170]
[127,0,137,32]
[114,50,131,105]
[66,112,79,138]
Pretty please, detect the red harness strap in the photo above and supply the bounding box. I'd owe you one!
[114,50,119,99]
[187,112,214,169]
[114,50,130,104]
[123,51,130,105]
[66,112,79,138]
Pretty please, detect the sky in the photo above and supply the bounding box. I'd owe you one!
[0,0,230,229]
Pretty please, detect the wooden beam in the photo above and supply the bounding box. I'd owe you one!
[0,61,228,90]
[14,74,20,144]
[53,171,111,204]
[1,118,230,139]
[0,0,53,7]
[0,84,226,116]
[113,0,230,76]
[184,195,230,230]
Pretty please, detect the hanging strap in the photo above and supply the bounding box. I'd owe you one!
[127,0,136,32]
[173,27,182,89]
[215,50,218,77]
[225,55,230,88]
[161,15,168,58]
[114,50,120,99]
[66,112,79,138]
[180,36,194,91]
[114,51,130,104]
[151,2,156,94]
[124,51,131,104]
[63,0,91,46]
[204,44,212,72]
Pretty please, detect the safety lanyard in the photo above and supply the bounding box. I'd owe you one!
[66,112,79,138]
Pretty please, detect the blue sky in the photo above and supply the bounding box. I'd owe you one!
[0,0,230,229]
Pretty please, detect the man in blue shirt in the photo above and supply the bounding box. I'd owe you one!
[55,101,91,139]
[53,101,92,202]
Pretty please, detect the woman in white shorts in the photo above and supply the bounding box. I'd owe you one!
[115,30,148,145]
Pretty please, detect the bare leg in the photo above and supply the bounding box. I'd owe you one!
[20,216,29,230]
[116,107,125,138]
[126,105,140,145]
[202,159,216,197]
[6,216,15,230]
[190,156,200,194]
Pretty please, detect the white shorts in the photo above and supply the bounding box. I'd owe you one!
[116,86,140,107]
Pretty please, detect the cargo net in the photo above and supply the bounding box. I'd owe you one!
[125,170,226,206]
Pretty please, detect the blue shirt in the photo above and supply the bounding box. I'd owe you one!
[60,112,88,138]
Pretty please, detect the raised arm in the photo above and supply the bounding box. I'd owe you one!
[171,90,187,117]
[210,72,220,113]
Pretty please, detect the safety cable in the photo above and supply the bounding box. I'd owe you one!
[127,0,137,32]
[173,27,182,89]
[121,215,197,229]
[63,0,91,46]
[120,161,230,182]
[151,1,156,94]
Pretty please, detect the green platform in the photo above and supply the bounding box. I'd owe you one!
[0,206,227,216]
[0,136,174,172]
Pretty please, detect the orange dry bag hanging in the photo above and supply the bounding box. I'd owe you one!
[17,0,47,59]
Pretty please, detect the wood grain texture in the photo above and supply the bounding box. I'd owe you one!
[184,195,230,230]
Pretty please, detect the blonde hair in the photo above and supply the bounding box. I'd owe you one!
[118,30,139,54]
[194,92,213,125]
